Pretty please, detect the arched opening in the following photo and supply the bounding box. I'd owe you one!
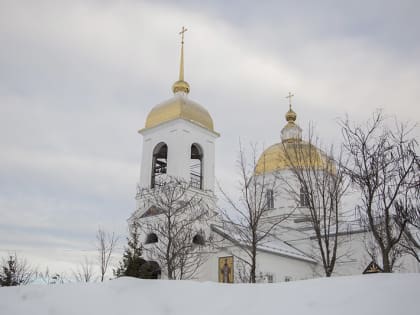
[190,144,203,189]
[151,142,168,188]
[192,234,205,246]
[300,187,310,207]
[139,261,161,279]
[145,233,158,244]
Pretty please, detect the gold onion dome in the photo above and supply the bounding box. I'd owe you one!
[255,141,328,174]
[145,94,214,131]
[142,27,216,134]
[285,108,297,122]
[255,96,333,174]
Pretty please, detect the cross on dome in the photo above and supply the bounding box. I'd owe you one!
[179,26,188,44]
[285,92,294,110]
[284,92,297,123]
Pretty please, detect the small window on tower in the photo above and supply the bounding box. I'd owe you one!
[266,189,274,209]
[300,187,310,207]
[145,233,158,244]
[192,234,205,246]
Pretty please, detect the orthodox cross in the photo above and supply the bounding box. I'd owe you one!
[179,26,188,44]
[285,92,294,109]
[177,26,188,82]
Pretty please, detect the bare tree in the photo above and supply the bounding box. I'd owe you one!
[96,228,118,282]
[136,177,212,280]
[37,268,66,284]
[401,208,420,262]
[219,143,291,283]
[278,127,350,277]
[0,253,36,286]
[397,163,420,262]
[340,111,418,272]
[73,256,96,283]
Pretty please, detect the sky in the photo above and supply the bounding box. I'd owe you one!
[1,0,419,276]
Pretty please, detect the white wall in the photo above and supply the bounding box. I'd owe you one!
[138,119,218,192]
[198,242,316,283]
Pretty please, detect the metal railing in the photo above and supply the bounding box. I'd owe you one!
[190,173,202,190]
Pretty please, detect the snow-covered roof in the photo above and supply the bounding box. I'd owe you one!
[211,224,316,263]
[257,239,317,263]
[301,220,369,240]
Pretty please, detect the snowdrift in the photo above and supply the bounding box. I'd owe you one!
[0,274,418,315]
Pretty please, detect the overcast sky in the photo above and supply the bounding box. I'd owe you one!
[1,0,419,275]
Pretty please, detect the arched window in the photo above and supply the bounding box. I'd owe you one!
[192,234,205,246]
[266,189,274,209]
[139,261,161,279]
[300,187,310,207]
[151,142,168,188]
[145,233,158,244]
[190,144,203,189]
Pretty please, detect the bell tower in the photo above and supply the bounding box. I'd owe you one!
[135,27,219,214]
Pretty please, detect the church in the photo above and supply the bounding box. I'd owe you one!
[129,29,420,282]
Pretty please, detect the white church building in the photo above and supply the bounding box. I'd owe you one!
[129,31,419,283]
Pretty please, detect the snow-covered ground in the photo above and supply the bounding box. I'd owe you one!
[0,274,418,315]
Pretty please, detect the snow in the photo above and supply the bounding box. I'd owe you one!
[1,274,419,315]
[257,239,316,262]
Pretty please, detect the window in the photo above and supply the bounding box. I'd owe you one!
[151,143,168,188]
[266,189,274,209]
[265,274,274,283]
[300,187,310,207]
[190,144,203,190]
[145,233,158,244]
[192,234,205,246]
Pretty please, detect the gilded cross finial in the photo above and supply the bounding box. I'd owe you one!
[178,26,188,81]
[285,92,294,109]
[179,26,188,44]
[172,26,190,94]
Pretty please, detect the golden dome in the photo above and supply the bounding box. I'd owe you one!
[255,141,333,174]
[285,108,297,122]
[143,93,215,132]
[256,93,335,174]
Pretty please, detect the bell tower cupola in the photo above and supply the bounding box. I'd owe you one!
[137,27,219,193]
[281,92,302,142]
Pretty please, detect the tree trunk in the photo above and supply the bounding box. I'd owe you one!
[382,252,392,273]
[250,245,257,283]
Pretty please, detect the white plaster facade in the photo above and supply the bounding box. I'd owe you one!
[137,110,218,193]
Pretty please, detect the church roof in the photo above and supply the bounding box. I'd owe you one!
[143,93,215,133]
[255,141,329,174]
[211,224,316,263]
